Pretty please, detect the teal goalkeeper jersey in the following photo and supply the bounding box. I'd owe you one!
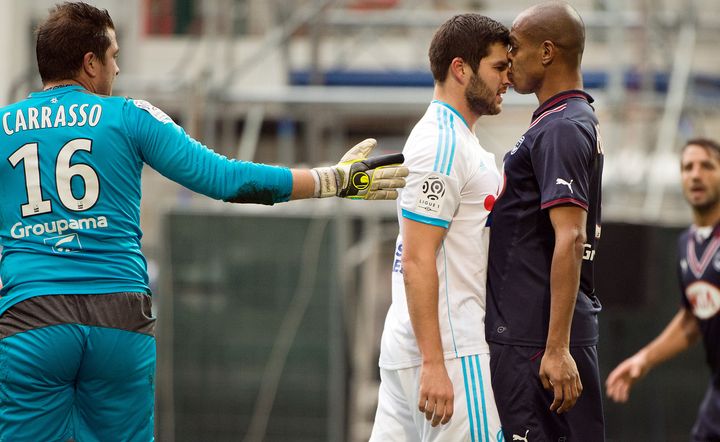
[0,85,292,314]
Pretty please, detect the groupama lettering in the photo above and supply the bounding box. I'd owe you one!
[11,216,108,239]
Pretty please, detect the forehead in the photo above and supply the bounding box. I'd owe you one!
[481,42,510,63]
[510,15,529,40]
[107,28,119,49]
[682,144,720,164]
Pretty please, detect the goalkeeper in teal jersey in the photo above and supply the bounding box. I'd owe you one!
[0,3,407,441]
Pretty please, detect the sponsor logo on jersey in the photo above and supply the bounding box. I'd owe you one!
[556,178,574,194]
[133,100,174,124]
[685,281,720,319]
[43,233,82,253]
[416,174,446,216]
[484,194,496,211]
[582,243,596,261]
[595,123,605,154]
[512,430,529,441]
[10,215,108,239]
[392,243,403,273]
[510,136,525,155]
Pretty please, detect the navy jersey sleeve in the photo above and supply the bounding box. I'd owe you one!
[124,99,292,204]
[531,118,594,211]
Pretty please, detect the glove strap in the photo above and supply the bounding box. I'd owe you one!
[311,166,339,198]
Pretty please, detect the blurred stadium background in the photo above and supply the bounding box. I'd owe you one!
[2,0,719,440]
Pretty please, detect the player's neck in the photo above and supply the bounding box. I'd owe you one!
[535,70,583,105]
[43,79,83,91]
[693,205,720,228]
[432,89,478,129]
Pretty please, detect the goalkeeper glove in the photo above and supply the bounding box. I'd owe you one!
[311,138,408,200]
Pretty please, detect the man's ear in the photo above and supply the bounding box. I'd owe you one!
[449,57,468,84]
[541,40,555,66]
[82,51,97,78]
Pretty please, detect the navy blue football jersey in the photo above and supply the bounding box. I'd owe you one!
[678,226,720,384]
[486,90,604,347]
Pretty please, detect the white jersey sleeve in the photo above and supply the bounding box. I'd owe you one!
[399,109,464,228]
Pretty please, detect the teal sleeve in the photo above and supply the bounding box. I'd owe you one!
[124,100,292,204]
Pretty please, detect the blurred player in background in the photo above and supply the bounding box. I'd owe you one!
[606,138,720,441]
[485,2,605,440]
[0,2,407,441]
[370,14,510,442]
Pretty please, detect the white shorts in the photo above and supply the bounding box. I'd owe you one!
[370,354,502,442]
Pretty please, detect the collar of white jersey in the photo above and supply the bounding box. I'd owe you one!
[431,100,470,130]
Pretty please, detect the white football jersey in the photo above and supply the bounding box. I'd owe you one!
[379,100,501,370]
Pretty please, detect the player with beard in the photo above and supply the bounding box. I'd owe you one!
[607,139,720,441]
[370,14,510,442]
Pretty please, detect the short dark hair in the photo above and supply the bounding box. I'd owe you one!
[36,2,115,83]
[428,14,509,82]
[683,138,720,159]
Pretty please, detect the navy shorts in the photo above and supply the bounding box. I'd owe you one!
[489,343,605,442]
[692,381,720,442]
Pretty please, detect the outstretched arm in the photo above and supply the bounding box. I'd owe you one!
[402,218,454,427]
[130,103,407,204]
[294,138,407,200]
[541,205,587,414]
[134,105,408,204]
[605,307,700,403]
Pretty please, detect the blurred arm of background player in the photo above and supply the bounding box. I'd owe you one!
[402,218,454,427]
[541,205,587,413]
[605,307,701,402]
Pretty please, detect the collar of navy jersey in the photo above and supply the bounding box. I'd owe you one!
[431,100,469,129]
[691,221,720,242]
[531,90,594,121]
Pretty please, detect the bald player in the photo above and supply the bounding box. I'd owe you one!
[485,2,605,440]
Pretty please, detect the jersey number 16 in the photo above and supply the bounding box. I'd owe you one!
[9,138,99,217]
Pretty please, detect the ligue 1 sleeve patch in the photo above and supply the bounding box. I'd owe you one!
[415,174,446,216]
[133,99,174,124]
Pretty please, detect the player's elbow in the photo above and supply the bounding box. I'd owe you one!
[573,227,587,246]
[401,253,420,279]
[557,225,587,258]
[571,228,587,257]
[401,251,431,283]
